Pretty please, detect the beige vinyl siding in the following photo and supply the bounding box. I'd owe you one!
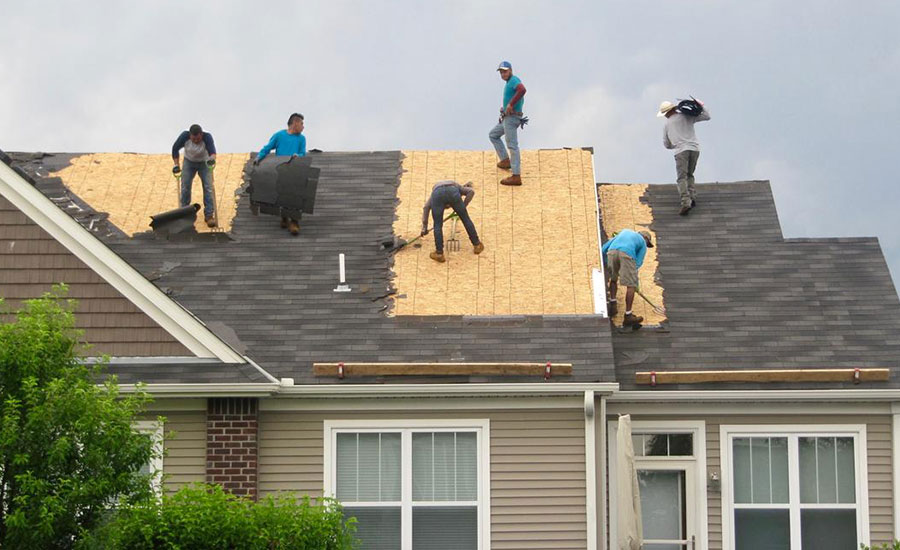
[259,408,588,550]
[160,410,206,495]
[630,413,893,550]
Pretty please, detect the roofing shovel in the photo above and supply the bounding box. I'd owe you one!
[389,212,459,254]
[636,287,666,316]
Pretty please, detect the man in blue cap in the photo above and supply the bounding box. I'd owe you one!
[489,61,527,186]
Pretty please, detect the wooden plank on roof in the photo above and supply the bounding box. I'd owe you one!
[313,362,573,377]
[635,368,890,385]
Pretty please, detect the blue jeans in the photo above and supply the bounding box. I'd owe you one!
[180,159,216,217]
[431,185,480,254]
[489,115,521,175]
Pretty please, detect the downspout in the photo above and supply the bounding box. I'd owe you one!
[893,402,900,538]
[585,390,597,550]
[599,394,608,550]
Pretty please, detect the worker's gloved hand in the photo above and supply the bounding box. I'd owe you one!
[206,159,216,168]
[172,165,181,175]
[421,227,429,237]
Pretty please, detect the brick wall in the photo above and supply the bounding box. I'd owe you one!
[206,397,258,498]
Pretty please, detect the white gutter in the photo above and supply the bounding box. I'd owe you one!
[117,383,280,397]
[0,161,245,363]
[611,389,900,402]
[274,382,619,398]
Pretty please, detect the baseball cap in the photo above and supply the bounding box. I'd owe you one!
[638,230,654,247]
[497,61,513,71]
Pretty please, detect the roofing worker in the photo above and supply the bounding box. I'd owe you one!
[172,124,217,227]
[602,229,654,327]
[253,113,307,235]
[421,181,484,263]
[658,98,711,215]
[489,61,526,187]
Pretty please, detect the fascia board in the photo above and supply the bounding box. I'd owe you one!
[610,389,900,403]
[0,162,244,363]
[274,382,619,398]
[119,383,280,397]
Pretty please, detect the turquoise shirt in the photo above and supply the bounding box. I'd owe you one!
[602,229,647,269]
[257,130,307,161]
[503,75,525,112]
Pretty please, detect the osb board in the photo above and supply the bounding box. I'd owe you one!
[597,184,666,326]
[391,149,601,316]
[47,153,250,235]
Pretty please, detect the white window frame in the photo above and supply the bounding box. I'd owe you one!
[324,419,491,550]
[720,424,870,550]
[607,420,708,550]
[133,420,164,496]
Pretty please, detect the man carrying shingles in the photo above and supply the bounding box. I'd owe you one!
[172,124,218,227]
[602,229,654,327]
[489,60,527,187]
[420,181,485,263]
[253,113,308,235]
[658,98,711,215]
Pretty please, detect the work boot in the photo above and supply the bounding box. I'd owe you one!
[501,174,522,186]
[288,220,300,236]
[623,313,644,326]
[607,300,618,317]
[496,158,511,170]
[691,198,697,208]
[205,214,217,228]
[280,216,289,228]
[430,251,446,263]
[679,205,691,216]
[473,242,484,254]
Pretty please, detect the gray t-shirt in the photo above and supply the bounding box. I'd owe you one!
[184,138,210,162]
[663,108,711,155]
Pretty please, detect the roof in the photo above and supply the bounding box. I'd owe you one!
[392,150,601,315]
[10,150,615,385]
[608,181,900,390]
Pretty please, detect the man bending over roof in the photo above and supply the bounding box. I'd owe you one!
[254,113,307,235]
[602,229,654,327]
[172,124,217,227]
[421,181,484,263]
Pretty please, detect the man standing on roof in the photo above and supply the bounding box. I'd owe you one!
[253,113,307,235]
[421,181,484,263]
[489,61,526,187]
[172,124,217,227]
[602,229,654,327]
[659,98,711,216]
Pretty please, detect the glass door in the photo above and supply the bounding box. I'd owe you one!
[638,464,696,550]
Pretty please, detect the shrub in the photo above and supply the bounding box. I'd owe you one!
[80,484,357,550]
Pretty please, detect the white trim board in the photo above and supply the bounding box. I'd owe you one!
[133,419,164,496]
[0,161,244,363]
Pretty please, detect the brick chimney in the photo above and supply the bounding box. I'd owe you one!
[206,397,258,499]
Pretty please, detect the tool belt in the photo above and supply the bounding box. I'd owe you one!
[499,110,529,129]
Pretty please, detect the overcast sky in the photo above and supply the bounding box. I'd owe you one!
[2,0,899,286]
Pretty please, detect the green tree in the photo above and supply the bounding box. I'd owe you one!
[0,286,159,549]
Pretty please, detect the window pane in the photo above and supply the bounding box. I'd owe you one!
[646,434,668,456]
[801,509,857,550]
[799,436,817,503]
[434,433,455,500]
[456,432,477,501]
[638,470,684,542]
[734,509,790,550]
[414,432,478,502]
[412,506,477,550]
[817,437,838,504]
[835,437,856,504]
[413,433,433,500]
[733,438,752,504]
[337,433,400,502]
[336,433,358,500]
[751,438,772,503]
[345,506,400,550]
[771,437,789,503]
[669,434,693,456]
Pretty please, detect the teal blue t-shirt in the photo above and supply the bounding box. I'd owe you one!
[502,75,525,112]
[257,130,307,162]
[602,229,648,269]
